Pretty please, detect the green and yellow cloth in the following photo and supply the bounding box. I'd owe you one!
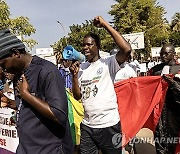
[66,89,84,145]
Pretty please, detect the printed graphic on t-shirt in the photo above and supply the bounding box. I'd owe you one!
[97,67,103,75]
[81,85,98,100]
[80,67,104,100]
[81,78,100,100]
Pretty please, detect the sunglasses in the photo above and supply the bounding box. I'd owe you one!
[160,52,174,56]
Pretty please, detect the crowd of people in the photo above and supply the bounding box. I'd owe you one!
[0,16,179,154]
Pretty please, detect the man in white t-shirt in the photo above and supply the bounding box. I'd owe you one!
[113,55,137,82]
[70,16,131,154]
[114,62,137,83]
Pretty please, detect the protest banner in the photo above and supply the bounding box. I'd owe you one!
[0,108,18,154]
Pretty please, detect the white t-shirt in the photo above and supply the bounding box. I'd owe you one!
[129,60,141,73]
[114,62,137,83]
[78,55,124,128]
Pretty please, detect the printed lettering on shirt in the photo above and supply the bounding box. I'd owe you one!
[80,67,104,100]
[82,85,98,100]
[81,78,100,100]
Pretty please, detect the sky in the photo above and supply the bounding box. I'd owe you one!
[5,0,180,53]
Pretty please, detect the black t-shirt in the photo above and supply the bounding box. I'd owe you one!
[15,56,73,154]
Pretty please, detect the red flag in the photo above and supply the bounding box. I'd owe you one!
[114,76,169,146]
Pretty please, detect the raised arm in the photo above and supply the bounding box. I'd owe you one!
[94,16,131,64]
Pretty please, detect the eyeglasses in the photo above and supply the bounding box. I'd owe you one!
[160,52,173,56]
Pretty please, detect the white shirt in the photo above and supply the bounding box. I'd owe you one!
[78,55,124,128]
[129,60,141,73]
[114,62,137,83]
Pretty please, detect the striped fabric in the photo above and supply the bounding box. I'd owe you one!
[0,29,25,58]
[66,89,84,145]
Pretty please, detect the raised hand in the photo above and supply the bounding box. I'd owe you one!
[93,16,107,28]
[162,74,174,84]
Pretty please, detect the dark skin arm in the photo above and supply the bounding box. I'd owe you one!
[69,61,82,100]
[16,75,60,124]
[93,16,132,64]
[162,75,174,84]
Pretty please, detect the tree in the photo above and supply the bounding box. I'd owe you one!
[0,0,10,29]
[109,0,169,57]
[53,0,173,60]
[169,13,180,47]
[171,13,180,32]
[0,0,37,50]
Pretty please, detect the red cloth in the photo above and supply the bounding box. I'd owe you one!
[114,76,169,146]
[175,133,180,154]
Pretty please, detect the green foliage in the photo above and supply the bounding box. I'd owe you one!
[53,0,179,59]
[0,0,37,50]
[22,38,38,51]
[169,32,180,47]
[109,0,169,57]
[0,0,10,29]
[10,16,36,36]
[171,13,180,32]
[52,37,67,53]
[169,13,180,47]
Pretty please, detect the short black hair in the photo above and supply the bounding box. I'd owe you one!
[84,33,101,49]
[161,44,175,52]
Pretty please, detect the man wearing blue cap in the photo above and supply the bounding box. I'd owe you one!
[0,29,73,154]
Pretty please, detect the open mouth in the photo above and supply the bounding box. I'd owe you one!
[85,53,91,57]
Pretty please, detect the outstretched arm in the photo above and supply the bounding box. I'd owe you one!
[94,16,131,64]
